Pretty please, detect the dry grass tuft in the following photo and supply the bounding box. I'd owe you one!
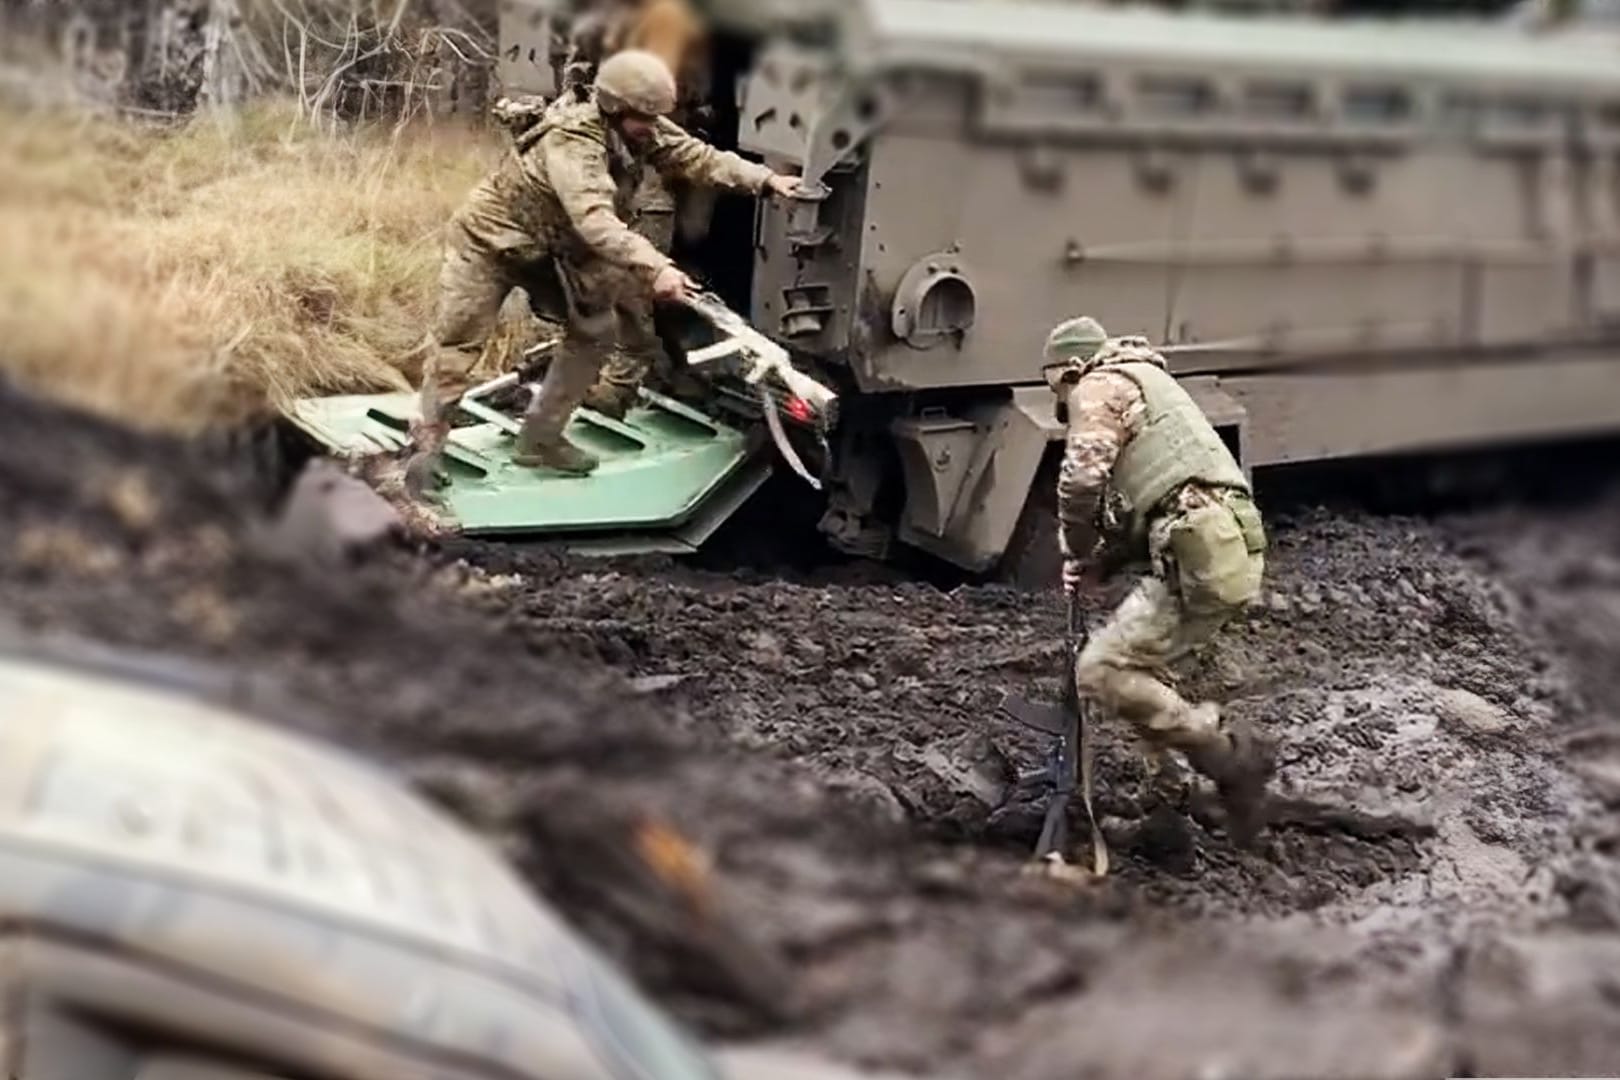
[231,0,498,127]
[0,99,500,434]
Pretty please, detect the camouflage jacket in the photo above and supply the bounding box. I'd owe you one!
[1054,337,1158,564]
[452,98,773,283]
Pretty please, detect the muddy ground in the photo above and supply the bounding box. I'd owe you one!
[4,376,1620,1079]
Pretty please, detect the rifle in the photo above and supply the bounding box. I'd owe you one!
[675,289,839,491]
[997,591,1110,876]
[500,286,840,489]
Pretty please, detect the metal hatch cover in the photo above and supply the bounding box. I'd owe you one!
[286,388,763,541]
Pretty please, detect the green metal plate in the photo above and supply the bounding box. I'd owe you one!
[286,390,758,536]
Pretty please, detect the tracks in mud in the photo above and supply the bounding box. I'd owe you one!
[437,465,1620,1076]
[443,492,1597,938]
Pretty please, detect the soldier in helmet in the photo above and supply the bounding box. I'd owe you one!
[1041,316,1276,842]
[559,0,715,419]
[405,49,801,486]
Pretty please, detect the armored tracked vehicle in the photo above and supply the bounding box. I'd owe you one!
[297,0,1620,579]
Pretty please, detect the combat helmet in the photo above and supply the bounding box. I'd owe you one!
[594,50,678,118]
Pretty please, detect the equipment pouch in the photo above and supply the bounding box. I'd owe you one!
[1227,492,1268,555]
[1168,503,1262,612]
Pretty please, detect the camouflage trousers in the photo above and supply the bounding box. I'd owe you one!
[1075,485,1266,759]
[591,173,677,402]
[418,222,660,449]
[419,224,561,422]
[525,258,663,447]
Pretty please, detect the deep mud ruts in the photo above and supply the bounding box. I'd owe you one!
[4,377,1620,1079]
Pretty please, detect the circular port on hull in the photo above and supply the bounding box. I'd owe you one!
[891,254,978,348]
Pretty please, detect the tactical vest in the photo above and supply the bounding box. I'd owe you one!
[1106,361,1251,540]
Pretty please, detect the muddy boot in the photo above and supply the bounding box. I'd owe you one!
[515,438,598,476]
[404,370,461,501]
[402,420,450,501]
[511,421,599,476]
[402,450,437,499]
[1144,744,1193,811]
[581,382,636,421]
[1184,713,1276,848]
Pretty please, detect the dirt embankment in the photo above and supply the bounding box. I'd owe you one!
[4,378,1620,1080]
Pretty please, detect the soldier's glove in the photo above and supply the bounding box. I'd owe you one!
[765,174,805,200]
[1061,556,1088,597]
[652,264,696,303]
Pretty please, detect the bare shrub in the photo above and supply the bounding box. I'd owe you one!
[1,0,498,124]
[232,0,498,127]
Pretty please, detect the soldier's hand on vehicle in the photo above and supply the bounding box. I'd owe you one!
[766,173,805,199]
[652,264,696,303]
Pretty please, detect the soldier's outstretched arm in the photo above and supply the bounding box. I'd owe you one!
[540,130,675,284]
[1056,370,1145,563]
[645,118,777,195]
